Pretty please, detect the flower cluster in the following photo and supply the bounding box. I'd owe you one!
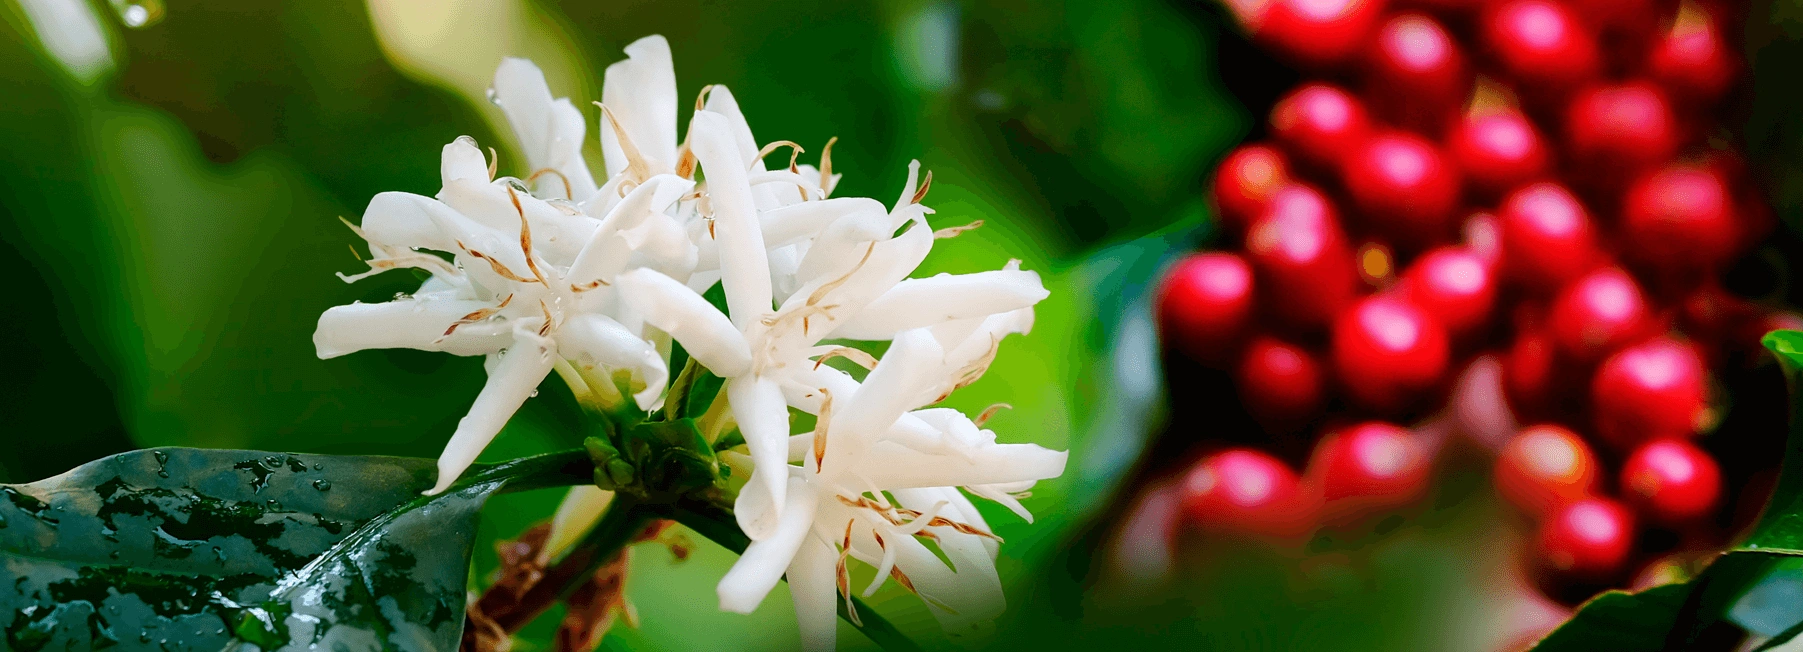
[313,35,1065,648]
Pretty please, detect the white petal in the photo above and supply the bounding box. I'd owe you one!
[729,376,792,540]
[966,482,1035,524]
[889,488,1007,634]
[557,313,668,411]
[690,111,773,330]
[614,268,751,377]
[426,332,557,495]
[441,136,489,186]
[826,329,946,472]
[717,474,818,613]
[601,35,678,176]
[760,198,886,248]
[787,530,840,652]
[829,268,1049,340]
[314,299,510,359]
[542,485,614,562]
[850,439,1068,491]
[360,192,464,252]
[567,174,694,288]
[778,365,860,415]
[700,85,763,170]
[492,58,600,201]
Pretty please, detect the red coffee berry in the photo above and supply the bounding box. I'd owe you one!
[1332,295,1452,413]
[1592,337,1708,450]
[1246,185,1359,331]
[1565,82,1680,180]
[1449,107,1549,198]
[1548,267,1650,364]
[1342,131,1462,249]
[1621,164,1737,275]
[1401,246,1497,338]
[1238,336,1326,429]
[1504,328,1559,418]
[1257,0,1387,69]
[1649,1,1736,105]
[1159,253,1256,366]
[1365,14,1469,129]
[1463,211,1502,269]
[1213,145,1292,236]
[1481,0,1601,94]
[1181,449,1313,539]
[1536,498,1636,580]
[1495,425,1601,517]
[1621,439,1722,525]
[1270,84,1373,171]
[1312,422,1432,514]
[1497,183,1599,292]
[1566,0,1657,33]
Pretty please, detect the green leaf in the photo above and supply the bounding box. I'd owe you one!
[0,447,587,651]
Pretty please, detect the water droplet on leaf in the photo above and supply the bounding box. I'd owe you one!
[152,451,168,464]
[157,470,170,478]
[312,479,332,491]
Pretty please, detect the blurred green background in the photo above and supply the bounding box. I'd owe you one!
[0,0,1546,650]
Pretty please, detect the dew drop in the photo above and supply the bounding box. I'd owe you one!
[263,455,284,469]
[486,87,502,106]
[0,514,9,529]
[265,499,284,511]
[109,550,121,560]
[312,479,332,491]
[139,633,151,643]
[530,389,539,398]
[107,0,164,28]
[157,470,170,478]
[152,451,168,464]
[393,292,412,301]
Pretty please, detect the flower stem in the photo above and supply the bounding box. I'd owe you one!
[656,498,924,652]
[465,496,655,642]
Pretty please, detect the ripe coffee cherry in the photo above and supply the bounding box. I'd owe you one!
[1463,212,1502,269]
[1365,14,1469,129]
[1592,337,1708,450]
[1621,439,1722,525]
[1213,145,1291,236]
[1332,296,1452,413]
[1536,498,1636,581]
[1566,0,1657,33]
[1495,425,1601,517]
[1401,246,1496,338]
[1649,2,1735,105]
[1159,253,1256,366]
[1448,106,1549,198]
[1481,0,1600,94]
[1312,422,1432,516]
[1497,183,1599,292]
[1548,267,1651,364]
[1238,336,1326,429]
[1180,449,1313,539]
[1621,164,1737,274]
[1342,131,1462,249]
[1504,328,1559,417]
[1270,84,1373,171]
[1247,185,1358,331]
[1565,83,1680,180]
[1256,0,1387,69]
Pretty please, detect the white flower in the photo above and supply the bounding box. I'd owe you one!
[715,322,1068,650]
[314,44,695,495]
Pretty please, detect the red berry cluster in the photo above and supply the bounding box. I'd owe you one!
[1158,0,1794,598]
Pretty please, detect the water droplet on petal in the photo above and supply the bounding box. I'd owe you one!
[108,0,164,28]
[312,479,332,491]
[487,87,502,106]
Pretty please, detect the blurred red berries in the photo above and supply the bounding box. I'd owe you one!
[1620,439,1722,525]
[1157,0,1773,606]
[1496,425,1601,517]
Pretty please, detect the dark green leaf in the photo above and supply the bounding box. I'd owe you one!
[1533,585,1690,651]
[0,447,587,651]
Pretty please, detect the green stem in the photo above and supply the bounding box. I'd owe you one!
[656,499,924,652]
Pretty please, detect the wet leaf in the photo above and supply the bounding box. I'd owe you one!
[0,446,586,651]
